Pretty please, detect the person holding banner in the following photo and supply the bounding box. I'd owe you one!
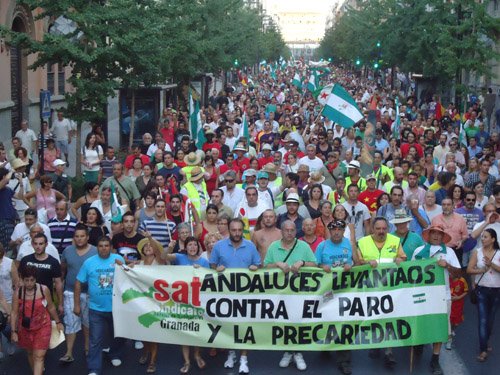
[357,217,406,368]
[314,219,355,375]
[264,220,317,371]
[209,218,261,374]
[412,224,461,375]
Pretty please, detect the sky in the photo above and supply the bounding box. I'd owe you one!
[262,0,339,43]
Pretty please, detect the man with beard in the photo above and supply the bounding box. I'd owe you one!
[251,209,282,259]
[209,218,260,374]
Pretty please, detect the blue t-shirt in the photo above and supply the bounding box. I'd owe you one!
[77,253,125,312]
[173,253,210,268]
[315,238,353,267]
[209,238,261,268]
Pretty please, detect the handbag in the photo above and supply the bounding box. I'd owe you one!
[470,249,498,305]
[49,321,65,349]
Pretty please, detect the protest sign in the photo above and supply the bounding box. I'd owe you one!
[113,259,448,351]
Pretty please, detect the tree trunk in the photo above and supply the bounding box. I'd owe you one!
[75,121,82,177]
[128,90,136,149]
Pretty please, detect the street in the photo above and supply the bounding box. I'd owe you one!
[1,299,497,375]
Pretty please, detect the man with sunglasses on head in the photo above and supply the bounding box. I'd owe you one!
[220,171,244,214]
[315,219,357,374]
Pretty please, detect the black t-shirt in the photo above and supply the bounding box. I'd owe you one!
[19,254,61,292]
[88,226,110,247]
[111,232,145,261]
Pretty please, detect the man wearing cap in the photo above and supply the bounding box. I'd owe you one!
[251,209,282,259]
[7,158,31,221]
[298,144,324,172]
[357,217,406,368]
[264,220,316,371]
[390,209,425,259]
[315,219,355,374]
[276,193,306,237]
[357,174,383,214]
[234,186,268,233]
[220,170,245,213]
[181,151,204,181]
[257,143,274,169]
[180,166,209,218]
[51,159,72,201]
[239,168,257,190]
[60,224,97,363]
[342,184,371,241]
[344,161,367,193]
[233,143,251,172]
[412,224,461,375]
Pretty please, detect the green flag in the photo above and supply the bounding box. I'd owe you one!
[110,182,123,223]
[292,72,302,91]
[322,84,363,128]
[237,111,250,144]
[189,90,205,149]
[306,71,319,92]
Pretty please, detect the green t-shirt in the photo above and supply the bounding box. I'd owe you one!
[264,239,317,266]
[465,126,478,139]
[391,231,425,260]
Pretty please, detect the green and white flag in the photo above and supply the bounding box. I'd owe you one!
[110,182,123,223]
[314,84,334,106]
[292,72,302,89]
[322,84,363,128]
[189,90,206,149]
[236,111,250,144]
[393,97,401,139]
[306,71,319,92]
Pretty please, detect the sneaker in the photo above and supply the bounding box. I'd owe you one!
[338,361,352,375]
[224,350,236,369]
[293,352,307,371]
[279,352,293,368]
[102,347,110,353]
[239,356,249,374]
[111,359,122,367]
[430,360,443,375]
[88,373,97,375]
[134,341,144,350]
[445,339,452,350]
[384,352,396,367]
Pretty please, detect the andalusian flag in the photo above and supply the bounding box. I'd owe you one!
[237,111,250,144]
[189,90,206,149]
[322,84,363,128]
[110,182,123,223]
[292,72,302,89]
[306,71,319,92]
[393,97,401,139]
[314,84,333,106]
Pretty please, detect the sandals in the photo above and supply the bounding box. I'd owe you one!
[59,355,74,363]
[195,356,206,369]
[477,352,488,362]
[180,362,191,374]
[147,363,156,373]
[139,354,149,365]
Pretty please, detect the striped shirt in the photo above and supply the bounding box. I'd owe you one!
[139,218,176,248]
[100,157,119,180]
[47,215,78,254]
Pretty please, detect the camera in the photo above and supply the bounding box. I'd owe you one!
[21,316,31,329]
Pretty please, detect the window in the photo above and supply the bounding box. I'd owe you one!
[47,63,55,94]
[58,64,65,95]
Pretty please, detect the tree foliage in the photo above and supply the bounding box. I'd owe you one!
[320,0,500,87]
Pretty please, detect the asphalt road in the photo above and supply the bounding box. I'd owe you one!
[0,297,498,375]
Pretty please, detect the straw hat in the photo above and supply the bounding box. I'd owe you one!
[389,209,413,224]
[422,224,452,244]
[285,193,300,204]
[137,237,164,257]
[189,166,204,182]
[308,171,325,185]
[10,158,28,170]
[262,163,278,175]
[184,152,202,166]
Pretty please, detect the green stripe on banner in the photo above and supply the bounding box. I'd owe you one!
[322,105,358,128]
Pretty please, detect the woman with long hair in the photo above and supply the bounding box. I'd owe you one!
[448,184,465,209]
[71,182,100,222]
[81,133,103,183]
[196,204,219,248]
[313,201,334,240]
[203,155,219,197]
[83,207,110,246]
[473,181,489,210]
[11,265,63,375]
[164,237,209,373]
[305,184,323,219]
[135,164,154,198]
[467,228,500,362]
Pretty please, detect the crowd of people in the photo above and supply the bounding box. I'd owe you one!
[0,64,500,375]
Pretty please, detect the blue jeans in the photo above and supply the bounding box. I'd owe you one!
[476,286,500,352]
[88,309,125,374]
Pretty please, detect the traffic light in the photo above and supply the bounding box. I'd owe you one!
[376,41,381,48]
[328,57,332,62]
[355,59,361,66]
[373,62,379,69]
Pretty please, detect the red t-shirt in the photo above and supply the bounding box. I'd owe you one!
[283,151,305,164]
[124,154,151,170]
[235,157,251,172]
[257,156,274,169]
[202,142,222,153]
[358,189,383,213]
[160,128,175,149]
[400,142,423,158]
[219,163,241,176]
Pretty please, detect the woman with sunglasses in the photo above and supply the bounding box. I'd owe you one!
[25,175,66,221]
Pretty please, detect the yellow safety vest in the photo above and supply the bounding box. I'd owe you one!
[344,177,367,193]
[183,181,208,217]
[269,177,283,207]
[358,234,401,264]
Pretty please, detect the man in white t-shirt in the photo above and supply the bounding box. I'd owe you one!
[342,184,371,240]
[298,144,324,172]
[234,186,267,232]
[14,120,37,156]
[10,208,52,250]
[51,110,74,165]
[15,224,60,266]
